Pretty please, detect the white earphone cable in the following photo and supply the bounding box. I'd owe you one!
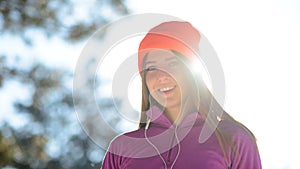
[144,120,181,169]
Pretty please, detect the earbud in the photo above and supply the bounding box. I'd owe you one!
[145,118,151,130]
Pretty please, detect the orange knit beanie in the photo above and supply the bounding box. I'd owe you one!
[138,21,201,73]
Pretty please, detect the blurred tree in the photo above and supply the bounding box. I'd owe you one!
[0,0,129,43]
[0,0,130,168]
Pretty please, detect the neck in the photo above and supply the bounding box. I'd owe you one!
[165,99,198,125]
[165,106,180,124]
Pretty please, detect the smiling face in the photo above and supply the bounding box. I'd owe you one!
[143,49,191,110]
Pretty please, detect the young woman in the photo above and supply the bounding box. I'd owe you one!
[101,21,262,169]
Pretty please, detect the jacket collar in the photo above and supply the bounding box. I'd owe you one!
[145,105,204,128]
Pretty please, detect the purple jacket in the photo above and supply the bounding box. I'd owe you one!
[101,106,262,169]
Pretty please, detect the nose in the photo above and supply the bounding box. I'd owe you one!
[156,69,171,83]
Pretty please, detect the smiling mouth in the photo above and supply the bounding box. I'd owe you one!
[158,86,176,92]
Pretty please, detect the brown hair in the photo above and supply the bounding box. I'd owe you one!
[138,51,258,163]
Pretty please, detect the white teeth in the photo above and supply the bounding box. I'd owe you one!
[159,86,175,92]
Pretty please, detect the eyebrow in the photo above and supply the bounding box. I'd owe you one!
[165,56,178,61]
[144,61,156,67]
[144,56,178,67]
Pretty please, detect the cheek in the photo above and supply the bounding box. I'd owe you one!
[145,78,163,104]
[175,74,193,95]
[145,77,155,92]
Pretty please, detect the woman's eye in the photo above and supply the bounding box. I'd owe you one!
[145,66,156,71]
[169,61,180,67]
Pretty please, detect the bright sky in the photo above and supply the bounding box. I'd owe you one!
[0,0,299,168]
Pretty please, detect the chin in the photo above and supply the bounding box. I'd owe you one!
[164,101,181,109]
[152,96,181,109]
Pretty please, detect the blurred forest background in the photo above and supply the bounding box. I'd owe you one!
[1,0,299,169]
[0,0,130,168]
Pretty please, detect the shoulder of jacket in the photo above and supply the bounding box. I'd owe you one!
[219,119,255,142]
[109,128,145,146]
